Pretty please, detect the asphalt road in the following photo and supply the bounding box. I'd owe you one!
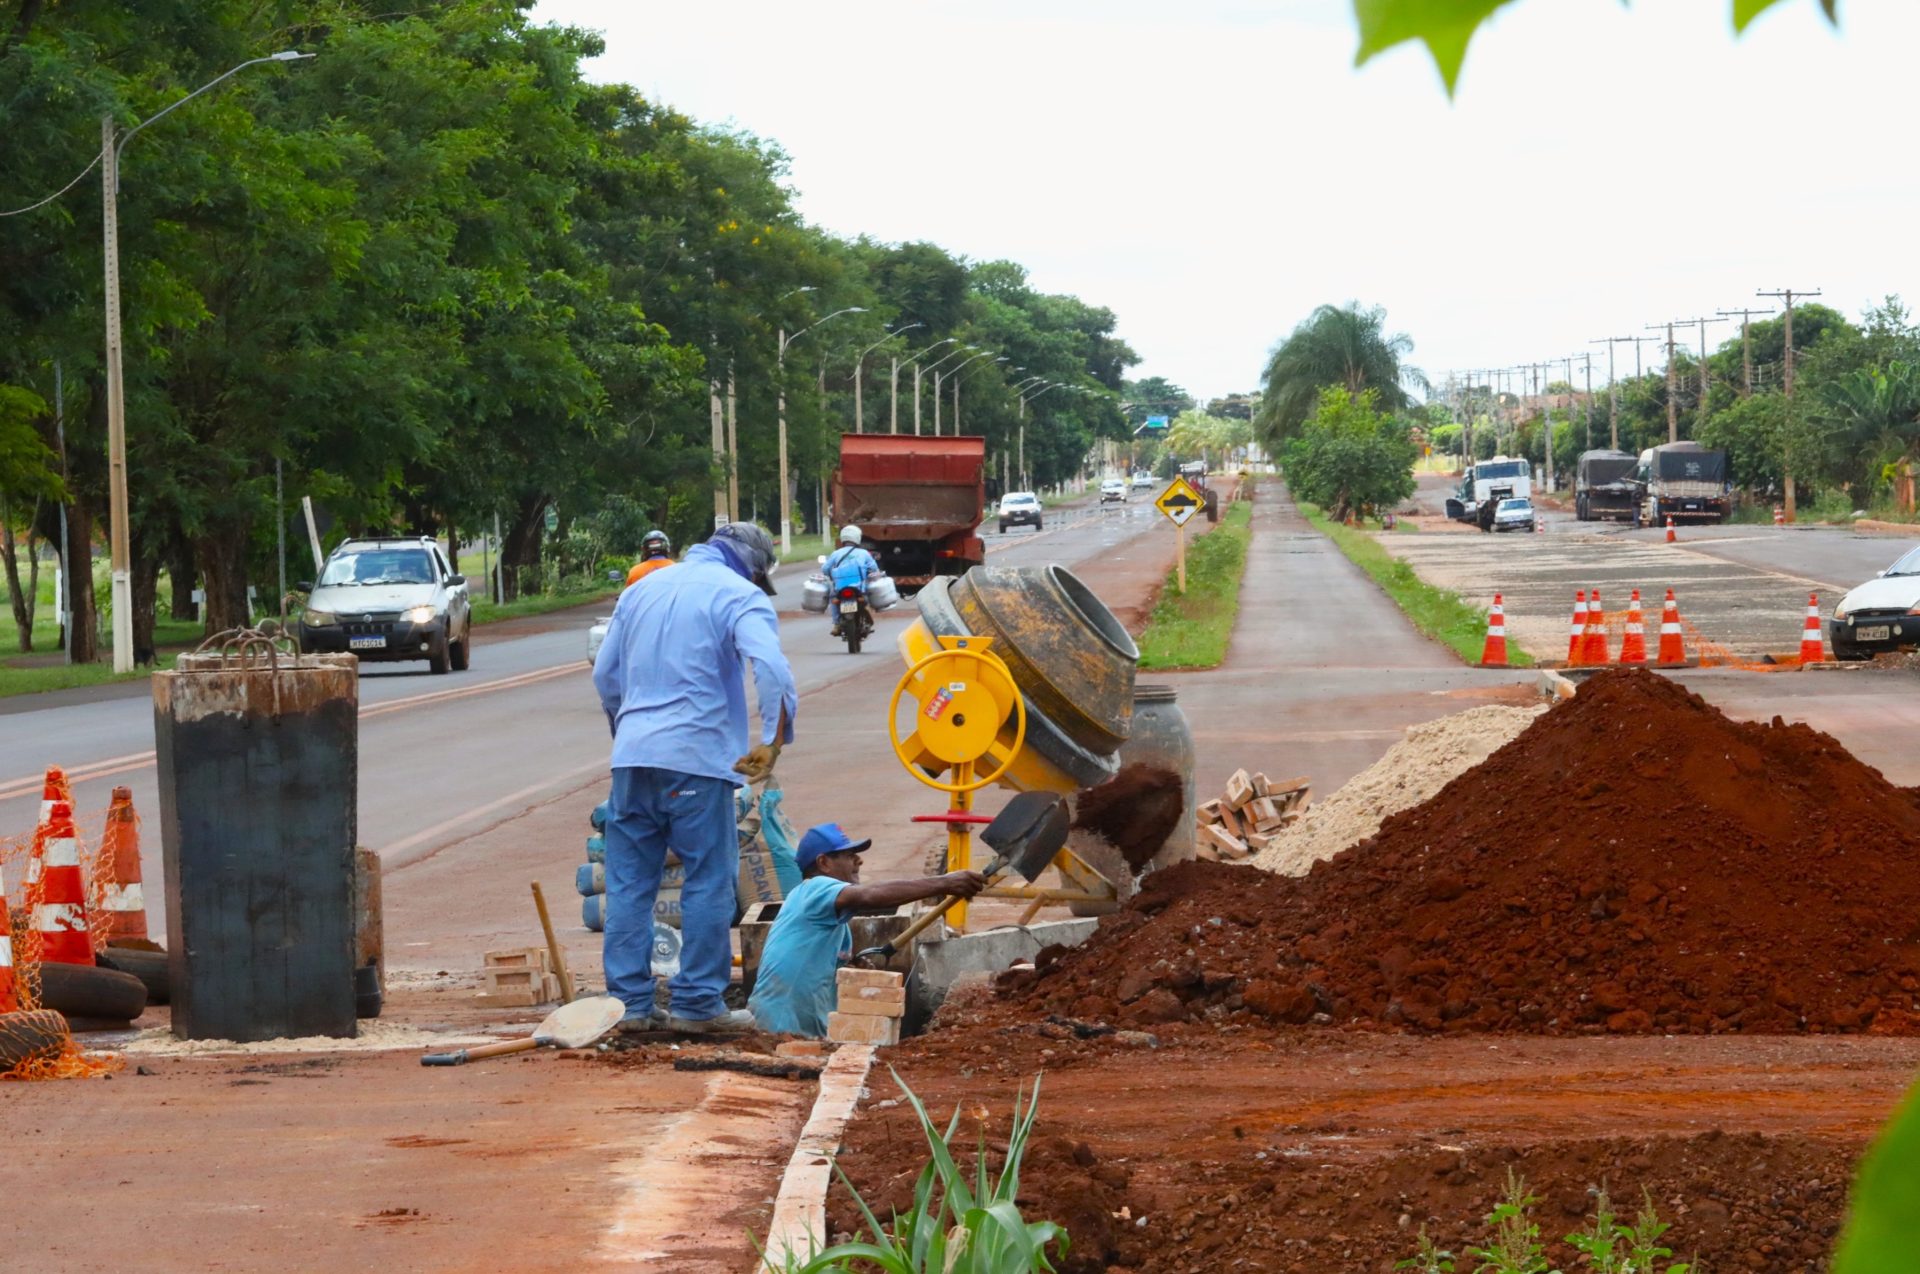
[2,495,1162,943]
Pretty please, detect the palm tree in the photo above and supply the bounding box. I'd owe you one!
[1817,360,1920,511]
[1256,302,1425,445]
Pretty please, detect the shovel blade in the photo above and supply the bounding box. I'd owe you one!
[981,792,1069,883]
[531,994,625,1049]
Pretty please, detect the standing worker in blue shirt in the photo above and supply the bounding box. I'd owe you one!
[823,525,879,638]
[748,823,986,1037]
[592,522,798,1033]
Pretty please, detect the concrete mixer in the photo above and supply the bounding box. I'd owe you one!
[889,564,1174,929]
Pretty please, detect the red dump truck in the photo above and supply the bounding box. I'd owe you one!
[831,434,986,591]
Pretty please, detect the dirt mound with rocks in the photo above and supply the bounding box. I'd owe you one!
[997,668,1920,1035]
[1252,703,1543,875]
[1072,763,1184,873]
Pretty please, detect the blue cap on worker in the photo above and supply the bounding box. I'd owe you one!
[795,823,873,873]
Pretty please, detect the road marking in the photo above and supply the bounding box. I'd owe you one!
[0,662,585,804]
[378,759,607,864]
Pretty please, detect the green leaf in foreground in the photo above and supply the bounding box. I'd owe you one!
[1835,1078,1920,1273]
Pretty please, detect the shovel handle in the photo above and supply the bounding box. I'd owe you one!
[856,859,1008,965]
[420,1037,540,1067]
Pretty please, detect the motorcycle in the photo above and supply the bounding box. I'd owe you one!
[833,584,874,654]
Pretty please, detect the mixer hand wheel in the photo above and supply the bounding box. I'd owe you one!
[886,638,1027,794]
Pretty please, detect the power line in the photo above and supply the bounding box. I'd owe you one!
[0,153,102,218]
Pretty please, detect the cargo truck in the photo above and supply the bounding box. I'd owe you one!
[830,433,986,591]
[1575,449,1640,522]
[1635,442,1730,524]
[1445,457,1533,531]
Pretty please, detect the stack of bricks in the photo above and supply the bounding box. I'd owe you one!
[825,967,906,1046]
[476,948,563,1008]
[1195,770,1311,861]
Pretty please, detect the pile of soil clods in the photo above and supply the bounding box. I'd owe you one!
[1000,668,1920,1034]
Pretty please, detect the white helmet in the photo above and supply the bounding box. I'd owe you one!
[839,525,862,546]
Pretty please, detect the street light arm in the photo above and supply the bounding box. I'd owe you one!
[925,345,978,375]
[117,52,314,165]
[858,321,924,362]
[786,306,866,347]
[956,355,1009,385]
[903,335,957,365]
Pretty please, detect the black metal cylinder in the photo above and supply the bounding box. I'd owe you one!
[154,650,359,1042]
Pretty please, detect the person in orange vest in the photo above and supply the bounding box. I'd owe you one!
[624,529,674,588]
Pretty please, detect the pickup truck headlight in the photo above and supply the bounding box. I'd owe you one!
[403,604,438,624]
[303,608,336,627]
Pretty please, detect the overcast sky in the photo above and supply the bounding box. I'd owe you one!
[532,0,1917,401]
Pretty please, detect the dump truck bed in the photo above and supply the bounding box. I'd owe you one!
[832,434,986,543]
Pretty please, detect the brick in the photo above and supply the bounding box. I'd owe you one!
[1197,823,1246,859]
[1246,797,1282,830]
[484,966,541,994]
[540,972,562,1003]
[1218,803,1245,840]
[1250,772,1271,798]
[836,986,906,1017]
[1245,832,1274,852]
[775,1040,829,1058]
[826,1011,901,1046]
[1196,799,1224,825]
[1224,769,1255,808]
[836,968,904,992]
[1192,839,1221,863]
[1267,775,1311,796]
[484,947,548,971]
[475,987,540,1008]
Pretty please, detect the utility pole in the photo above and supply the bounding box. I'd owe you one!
[1533,363,1553,492]
[1646,322,1682,443]
[1589,340,1629,450]
[1757,287,1822,521]
[1716,306,1774,395]
[1580,352,1595,451]
[725,369,740,520]
[1671,316,1728,430]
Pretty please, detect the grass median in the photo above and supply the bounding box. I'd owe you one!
[1136,499,1253,670]
[1298,501,1533,667]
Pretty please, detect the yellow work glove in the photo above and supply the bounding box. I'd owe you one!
[733,710,789,783]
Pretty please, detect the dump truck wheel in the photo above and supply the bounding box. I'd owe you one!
[35,962,148,1022]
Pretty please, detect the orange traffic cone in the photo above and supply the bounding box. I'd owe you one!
[1656,589,1687,666]
[32,800,94,967]
[1583,588,1611,665]
[1567,590,1588,664]
[98,786,148,945]
[0,859,15,1013]
[1619,589,1647,664]
[22,766,68,909]
[1799,593,1824,666]
[1480,594,1509,667]
[39,765,70,822]
[1665,516,1676,543]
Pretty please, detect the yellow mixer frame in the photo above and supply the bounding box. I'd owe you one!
[886,634,1118,929]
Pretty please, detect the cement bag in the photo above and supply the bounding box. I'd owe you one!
[755,787,804,895]
[575,862,605,897]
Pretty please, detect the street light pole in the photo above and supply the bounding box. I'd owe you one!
[777,305,863,554]
[925,345,976,436]
[953,354,1007,433]
[900,337,957,436]
[854,322,921,434]
[100,50,313,669]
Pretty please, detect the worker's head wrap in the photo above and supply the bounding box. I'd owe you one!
[707,522,778,595]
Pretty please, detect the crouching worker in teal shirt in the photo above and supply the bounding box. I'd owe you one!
[748,823,987,1037]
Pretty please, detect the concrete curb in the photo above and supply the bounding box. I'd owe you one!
[758,1043,877,1270]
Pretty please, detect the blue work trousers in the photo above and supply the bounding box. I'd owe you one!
[603,766,738,1021]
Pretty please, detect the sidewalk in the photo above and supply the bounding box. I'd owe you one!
[1155,479,1538,807]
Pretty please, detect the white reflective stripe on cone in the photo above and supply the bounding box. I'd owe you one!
[32,902,86,933]
[102,882,144,911]
[43,837,79,868]
[1487,625,1505,636]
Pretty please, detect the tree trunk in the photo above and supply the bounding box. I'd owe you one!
[195,527,253,634]
[131,543,160,663]
[0,497,38,653]
[499,495,547,603]
[63,492,99,663]
[445,518,458,574]
[168,537,198,621]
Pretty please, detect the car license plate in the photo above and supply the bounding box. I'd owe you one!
[1856,625,1890,642]
[349,635,387,650]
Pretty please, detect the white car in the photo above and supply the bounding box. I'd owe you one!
[298,537,472,674]
[1491,497,1535,533]
[1829,544,1920,660]
[1130,472,1154,489]
[587,615,612,666]
[997,491,1043,532]
[1100,478,1128,503]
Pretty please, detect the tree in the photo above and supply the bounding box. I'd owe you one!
[0,383,62,651]
[1283,387,1418,520]
[1815,362,1920,509]
[1257,302,1424,448]
[1122,376,1193,426]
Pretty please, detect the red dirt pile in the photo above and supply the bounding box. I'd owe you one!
[997,668,1920,1034]
[1072,763,1184,873]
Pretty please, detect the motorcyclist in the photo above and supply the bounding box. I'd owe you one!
[822,526,879,637]
[624,529,673,588]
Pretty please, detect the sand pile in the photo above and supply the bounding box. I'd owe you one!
[996,669,1920,1034]
[1252,704,1543,875]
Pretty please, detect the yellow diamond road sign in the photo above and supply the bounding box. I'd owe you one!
[1155,476,1204,527]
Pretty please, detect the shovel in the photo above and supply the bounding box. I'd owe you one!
[854,791,1070,966]
[419,994,624,1066]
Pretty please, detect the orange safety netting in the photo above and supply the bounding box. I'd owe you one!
[2,805,125,1081]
